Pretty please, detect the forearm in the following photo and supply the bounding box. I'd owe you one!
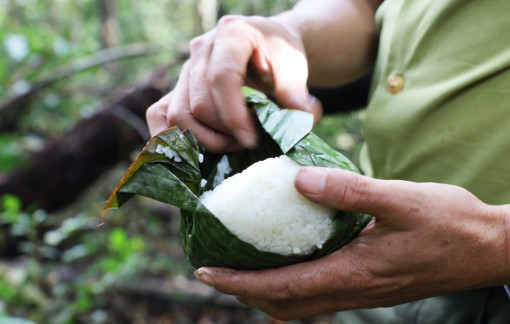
[272,0,381,87]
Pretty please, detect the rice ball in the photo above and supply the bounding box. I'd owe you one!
[200,155,336,255]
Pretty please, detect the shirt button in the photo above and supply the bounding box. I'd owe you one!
[387,74,405,94]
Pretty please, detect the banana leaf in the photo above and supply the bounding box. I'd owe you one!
[102,88,371,270]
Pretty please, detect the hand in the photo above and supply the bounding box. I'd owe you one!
[194,168,510,320]
[146,15,322,153]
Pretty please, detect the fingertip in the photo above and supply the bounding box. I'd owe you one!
[195,267,214,286]
[277,91,323,124]
[305,94,323,125]
[146,106,169,138]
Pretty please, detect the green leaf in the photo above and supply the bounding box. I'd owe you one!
[103,88,371,269]
[288,132,359,172]
[247,91,314,154]
[102,127,203,219]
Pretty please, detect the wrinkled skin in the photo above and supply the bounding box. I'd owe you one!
[146,0,510,320]
[147,0,378,152]
[195,168,509,320]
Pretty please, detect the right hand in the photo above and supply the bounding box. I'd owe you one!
[194,168,509,320]
[146,15,322,153]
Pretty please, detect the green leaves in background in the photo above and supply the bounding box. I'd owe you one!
[0,134,29,173]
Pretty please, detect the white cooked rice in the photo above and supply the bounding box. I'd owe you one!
[200,155,335,255]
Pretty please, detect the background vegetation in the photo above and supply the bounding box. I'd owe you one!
[0,1,365,323]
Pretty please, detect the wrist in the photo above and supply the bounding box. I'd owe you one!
[496,205,510,284]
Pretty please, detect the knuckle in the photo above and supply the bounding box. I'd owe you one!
[145,101,166,120]
[271,276,297,300]
[217,16,252,37]
[166,107,183,126]
[189,97,209,118]
[217,15,243,27]
[145,105,157,120]
[189,35,207,53]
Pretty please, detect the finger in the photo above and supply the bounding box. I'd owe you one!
[294,167,422,219]
[271,44,323,124]
[146,92,172,137]
[167,61,240,153]
[188,31,231,134]
[194,253,356,300]
[169,109,241,153]
[207,17,259,148]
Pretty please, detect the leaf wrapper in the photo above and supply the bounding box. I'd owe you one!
[103,89,371,269]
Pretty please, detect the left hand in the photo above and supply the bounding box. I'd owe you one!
[194,167,510,320]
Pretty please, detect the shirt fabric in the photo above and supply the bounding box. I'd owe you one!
[337,0,510,322]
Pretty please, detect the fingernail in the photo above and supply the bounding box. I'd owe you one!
[194,268,214,285]
[295,167,327,195]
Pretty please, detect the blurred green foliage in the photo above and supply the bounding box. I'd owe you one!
[0,188,191,323]
[0,134,29,172]
[1,0,199,137]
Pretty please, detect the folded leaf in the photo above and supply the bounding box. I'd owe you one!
[102,88,371,269]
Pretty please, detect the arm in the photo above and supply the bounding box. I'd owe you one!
[274,0,380,87]
[146,0,382,152]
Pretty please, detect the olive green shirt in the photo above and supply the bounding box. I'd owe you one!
[338,0,510,322]
[362,0,510,205]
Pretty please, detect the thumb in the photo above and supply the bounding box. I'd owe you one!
[294,167,410,219]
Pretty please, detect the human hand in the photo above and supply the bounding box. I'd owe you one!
[194,168,509,320]
[146,15,322,153]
